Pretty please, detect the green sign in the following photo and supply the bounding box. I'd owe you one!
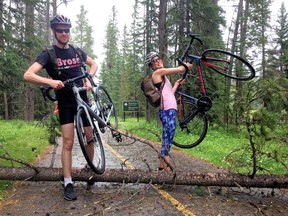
[123,101,140,112]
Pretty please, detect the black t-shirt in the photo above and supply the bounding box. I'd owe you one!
[36,45,88,108]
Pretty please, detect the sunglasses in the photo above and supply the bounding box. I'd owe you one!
[54,28,70,33]
[152,57,161,63]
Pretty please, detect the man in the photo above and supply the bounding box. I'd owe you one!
[145,52,192,171]
[23,15,98,201]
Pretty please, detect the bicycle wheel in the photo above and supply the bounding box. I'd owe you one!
[95,85,118,132]
[76,108,105,174]
[173,99,208,149]
[201,49,255,81]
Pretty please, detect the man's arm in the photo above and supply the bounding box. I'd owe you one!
[23,62,64,90]
[85,56,98,77]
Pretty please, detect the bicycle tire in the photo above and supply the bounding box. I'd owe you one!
[201,49,255,81]
[76,108,105,174]
[173,99,208,149]
[95,85,118,132]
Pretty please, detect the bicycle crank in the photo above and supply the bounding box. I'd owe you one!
[197,96,212,112]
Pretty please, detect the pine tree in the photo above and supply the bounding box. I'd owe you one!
[274,3,288,77]
[100,5,122,112]
[73,5,96,59]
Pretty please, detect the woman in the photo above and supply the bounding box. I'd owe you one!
[145,52,193,171]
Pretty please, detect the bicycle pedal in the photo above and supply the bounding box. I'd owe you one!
[211,93,219,100]
[112,132,122,143]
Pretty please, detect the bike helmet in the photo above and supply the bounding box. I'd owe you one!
[50,15,72,29]
[145,52,160,66]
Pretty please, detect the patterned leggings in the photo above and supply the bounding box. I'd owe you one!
[159,109,177,156]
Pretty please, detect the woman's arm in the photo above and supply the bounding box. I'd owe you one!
[152,63,192,83]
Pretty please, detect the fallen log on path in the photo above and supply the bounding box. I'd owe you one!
[0,166,287,188]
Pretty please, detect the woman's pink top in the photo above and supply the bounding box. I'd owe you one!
[160,76,177,110]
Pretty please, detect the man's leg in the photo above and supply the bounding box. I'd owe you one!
[61,123,77,200]
[61,123,74,179]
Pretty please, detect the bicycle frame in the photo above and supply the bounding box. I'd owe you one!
[72,85,106,129]
[176,55,213,114]
[83,72,117,129]
[186,54,208,96]
[91,87,116,128]
[43,71,115,129]
[175,36,218,127]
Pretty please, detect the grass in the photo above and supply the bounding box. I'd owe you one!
[117,118,239,167]
[0,120,50,198]
[118,117,287,175]
[180,127,248,167]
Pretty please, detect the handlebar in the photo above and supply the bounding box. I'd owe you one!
[177,33,203,79]
[40,71,91,102]
[180,33,203,61]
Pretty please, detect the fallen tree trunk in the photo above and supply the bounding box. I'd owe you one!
[0,167,287,188]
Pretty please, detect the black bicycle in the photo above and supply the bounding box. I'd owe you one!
[173,34,255,149]
[42,68,118,174]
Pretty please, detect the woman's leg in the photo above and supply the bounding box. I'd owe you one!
[159,109,176,171]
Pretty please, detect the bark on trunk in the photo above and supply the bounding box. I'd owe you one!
[0,167,287,188]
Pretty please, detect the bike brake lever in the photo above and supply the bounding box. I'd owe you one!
[176,58,189,71]
[176,58,189,80]
[40,86,57,102]
[176,81,184,91]
[40,86,47,102]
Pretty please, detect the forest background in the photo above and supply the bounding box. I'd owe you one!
[0,0,287,175]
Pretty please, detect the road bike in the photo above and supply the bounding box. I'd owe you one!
[173,34,255,149]
[41,67,118,174]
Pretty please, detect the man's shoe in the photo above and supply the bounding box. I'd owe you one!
[83,165,95,190]
[86,179,94,190]
[64,183,77,201]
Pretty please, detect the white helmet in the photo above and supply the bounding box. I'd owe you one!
[145,52,160,66]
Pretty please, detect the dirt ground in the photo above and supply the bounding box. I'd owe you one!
[0,132,287,216]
